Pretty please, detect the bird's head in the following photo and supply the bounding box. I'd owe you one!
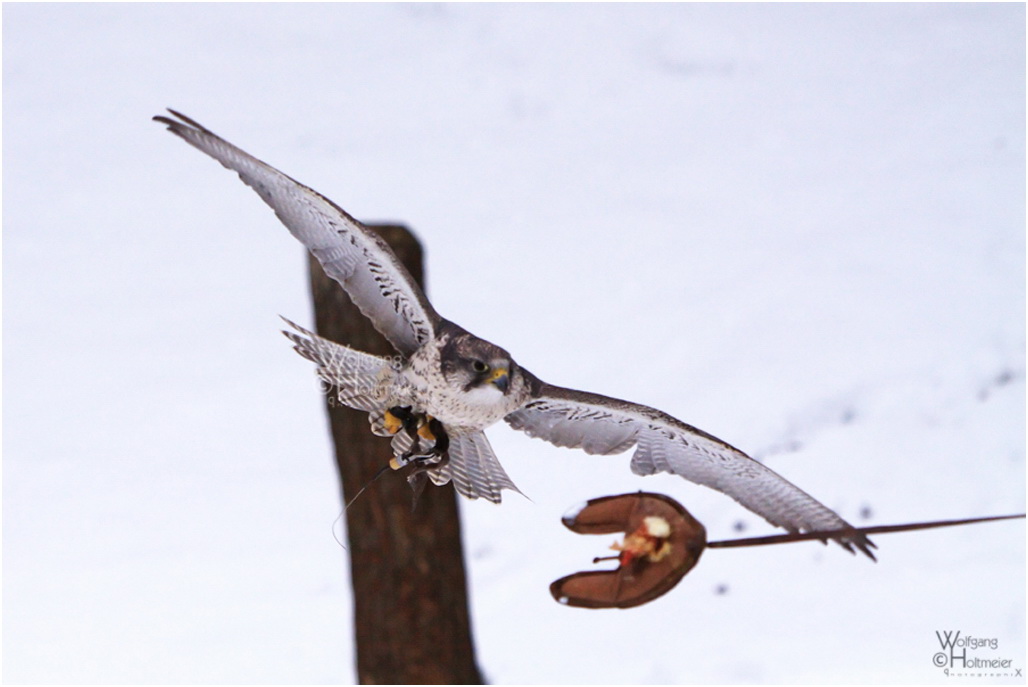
[440,332,516,397]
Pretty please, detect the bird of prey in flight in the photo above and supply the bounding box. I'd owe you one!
[155,110,875,559]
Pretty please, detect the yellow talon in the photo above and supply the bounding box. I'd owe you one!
[417,415,437,441]
[382,409,404,435]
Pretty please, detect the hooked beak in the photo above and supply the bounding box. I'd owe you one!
[489,367,510,394]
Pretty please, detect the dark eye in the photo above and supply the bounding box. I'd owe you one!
[471,360,489,373]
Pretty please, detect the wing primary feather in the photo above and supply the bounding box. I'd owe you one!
[278,316,398,413]
[506,380,875,559]
[154,109,440,356]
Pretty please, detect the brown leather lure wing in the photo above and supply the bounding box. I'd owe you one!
[551,492,707,609]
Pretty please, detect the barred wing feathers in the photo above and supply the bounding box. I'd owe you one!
[279,317,397,414]
[155,110,439,357]
[505,381,875,559]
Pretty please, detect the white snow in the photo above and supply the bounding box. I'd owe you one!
[3,3,1024,684]
[563,500,590,526]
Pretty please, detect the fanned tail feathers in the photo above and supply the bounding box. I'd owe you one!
[428,431,523,504]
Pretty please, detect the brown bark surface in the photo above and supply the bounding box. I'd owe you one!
[307,225,484,684]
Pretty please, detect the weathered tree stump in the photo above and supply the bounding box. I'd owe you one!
[307,225,484,685]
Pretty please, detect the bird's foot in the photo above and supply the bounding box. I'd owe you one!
[383,406,416,435]
[381,408,453,509]
[388,413,450,471]
[395,417,451,511]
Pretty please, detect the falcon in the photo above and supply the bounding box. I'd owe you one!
[155,110,875,559]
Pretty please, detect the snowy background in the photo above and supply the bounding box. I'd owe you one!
[3,3,1025,684]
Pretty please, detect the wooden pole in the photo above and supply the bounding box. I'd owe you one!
[307,225,484,685]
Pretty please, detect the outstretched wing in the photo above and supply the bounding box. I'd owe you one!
[505,380,876,559]
[279,317,398,413]
[154,110,440,357]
